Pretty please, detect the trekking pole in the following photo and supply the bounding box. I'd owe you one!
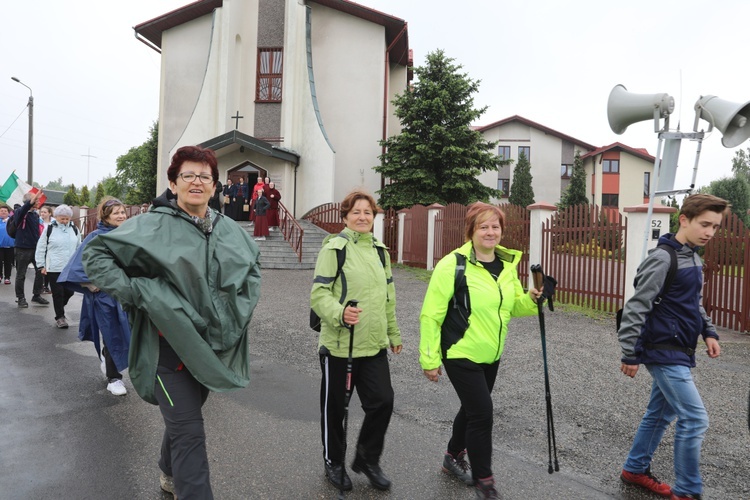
[531,264,559,474]
[338,299,359,500]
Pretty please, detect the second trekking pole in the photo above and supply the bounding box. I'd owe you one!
[531,264,559,474]
[338,299,359,499]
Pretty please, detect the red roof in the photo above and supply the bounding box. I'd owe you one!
[475,115,598,151]
[581,142,655,162]
[133,0,409,65]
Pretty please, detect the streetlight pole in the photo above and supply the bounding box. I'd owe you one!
[11,77,33,185]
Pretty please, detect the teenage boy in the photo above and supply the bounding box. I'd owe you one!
[618,194,728,500]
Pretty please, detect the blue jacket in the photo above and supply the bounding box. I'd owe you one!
[0,217,13,247]
[59,221,131,371]
[618,233,719,368]
[12,200,41,249]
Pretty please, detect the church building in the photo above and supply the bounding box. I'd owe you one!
[134,0,411,216]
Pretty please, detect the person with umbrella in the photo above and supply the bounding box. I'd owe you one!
[419,202,540,499]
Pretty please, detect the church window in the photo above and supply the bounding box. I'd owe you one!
[256,48,283,102]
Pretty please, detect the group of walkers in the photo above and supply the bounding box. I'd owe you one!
[218,175,281,240]
[1,142,731,499]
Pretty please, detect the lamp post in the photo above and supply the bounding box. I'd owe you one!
[11,76,34,185]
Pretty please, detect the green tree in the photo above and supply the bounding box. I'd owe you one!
[64,184,80,206]
[704,176,750,225]
[115,121,158,205]
[508,150,534,207]
[730,147,750,180]
[44,177,68,191]
[374,50,505,209]
[93,182,105,206]
[558,150,588,209]
[79,185,91,207]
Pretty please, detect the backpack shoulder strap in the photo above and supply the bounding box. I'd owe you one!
[46,224,53,243]
[654,244,678,304]
[453,252,467,309]
[376,246,386,268]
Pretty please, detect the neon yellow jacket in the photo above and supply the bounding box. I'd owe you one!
[311,228,401,358]
[419,241,537,370]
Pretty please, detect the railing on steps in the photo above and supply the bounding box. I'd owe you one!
[278,201,303,262]
[301,203,345,234]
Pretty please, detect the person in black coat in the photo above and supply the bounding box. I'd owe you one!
[223,179,238,220]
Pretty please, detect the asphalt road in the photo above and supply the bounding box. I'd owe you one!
[1,265,748,499]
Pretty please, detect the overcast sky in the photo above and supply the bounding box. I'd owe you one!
[2,0,749,197]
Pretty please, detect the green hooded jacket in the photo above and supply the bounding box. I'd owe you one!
[310,227,401,358]
[82,192,261,404]
[419,241,537,370]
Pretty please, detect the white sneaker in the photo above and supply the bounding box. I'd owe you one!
[107,379,127,396]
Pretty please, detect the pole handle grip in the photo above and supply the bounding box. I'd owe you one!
[531,264,544,290]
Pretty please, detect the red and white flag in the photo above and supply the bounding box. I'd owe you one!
[0,172,46,207]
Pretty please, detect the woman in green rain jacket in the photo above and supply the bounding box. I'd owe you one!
[310,190,402,493]
[419,202,540,499]
[83,146,260,499]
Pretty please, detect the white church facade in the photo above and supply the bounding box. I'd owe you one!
[135,0,411,216]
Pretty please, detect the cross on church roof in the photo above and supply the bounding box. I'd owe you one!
[231,111,244,130]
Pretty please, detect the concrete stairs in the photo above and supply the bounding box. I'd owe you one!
[241,219,331,270]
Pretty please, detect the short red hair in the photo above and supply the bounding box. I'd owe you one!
[464,202,505,241]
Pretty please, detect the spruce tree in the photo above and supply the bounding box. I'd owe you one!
[558,150,589,209]
[375,50,506,209]
[63,185,80,206]
[79,185,91,207]
[508,150,534,207]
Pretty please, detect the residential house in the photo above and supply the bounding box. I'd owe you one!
[134,0,410,216]
[476,115,655,214]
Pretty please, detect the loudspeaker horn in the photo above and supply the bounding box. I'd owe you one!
[607,84,675,135]
[694,95,750,148]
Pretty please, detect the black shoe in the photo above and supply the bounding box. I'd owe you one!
[17,297,28,308]
[352,457,391,490]
[31,295,49,305]
[324,462,352,491]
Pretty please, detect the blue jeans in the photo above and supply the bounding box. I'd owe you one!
[624,364,708,496]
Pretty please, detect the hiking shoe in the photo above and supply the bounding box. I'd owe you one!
[621,468,672,497]
[107,379,127,396]
[31,295,49,305]
[324,461,352,491]
[475,476,498,499]
[56,317,69,329]
[352,456,391,490]
[442,449,473,485]
[17,297,28,308]
[671,494,702,500]
[4,278,10,285]
[160,470,176,497]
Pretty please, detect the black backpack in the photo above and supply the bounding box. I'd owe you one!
[46,222,79,242]
[5,213,18,238]
[440,253,470,357]
[616,244,677,331]
[309,236,387,332]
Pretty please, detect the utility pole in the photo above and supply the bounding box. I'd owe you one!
[81,148,97,187]
[11,77,33,185]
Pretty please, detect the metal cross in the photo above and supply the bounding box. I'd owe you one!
[231,111,244,129]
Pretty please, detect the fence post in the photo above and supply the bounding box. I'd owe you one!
[527,202,557,291]
[425,204,443,270]
[622,203,677,304]
[397,210,406,264]
[373,209,384,242]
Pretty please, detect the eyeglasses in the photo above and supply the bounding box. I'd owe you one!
[178,172,214,184]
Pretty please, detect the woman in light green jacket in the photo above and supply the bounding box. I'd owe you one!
[419,202,540,499]
[311,190,402,493]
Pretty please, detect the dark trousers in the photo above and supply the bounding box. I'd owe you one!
[155,339,213,500]
[47,272,74,319]
[102,344,122,381]
[319,348,394,466]
[0,247,13,279]
[443,358,500,480]
[14,247,42,299]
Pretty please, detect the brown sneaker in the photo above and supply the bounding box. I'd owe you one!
[621,468,672,497]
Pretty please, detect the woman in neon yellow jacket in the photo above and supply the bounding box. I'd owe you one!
[311,190,402,493]
[419,202,540,499]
